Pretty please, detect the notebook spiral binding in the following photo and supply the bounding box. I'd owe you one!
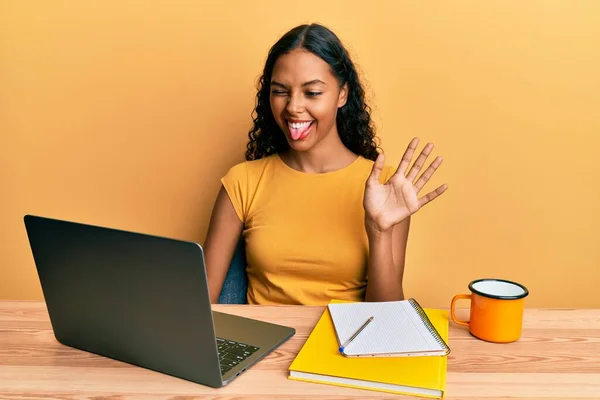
[408,298,451,354]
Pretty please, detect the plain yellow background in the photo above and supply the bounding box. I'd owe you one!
[2,1,599,308]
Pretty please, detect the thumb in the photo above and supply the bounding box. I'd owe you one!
[367,152,385,186]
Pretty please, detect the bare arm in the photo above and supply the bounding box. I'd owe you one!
[362,137,446,302]
[203,185,244,303]
[364,217,410,302]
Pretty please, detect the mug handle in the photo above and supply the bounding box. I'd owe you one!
[450,294,471,327]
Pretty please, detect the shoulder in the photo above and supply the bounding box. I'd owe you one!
[244,154,279,175]
[222,154,279,183]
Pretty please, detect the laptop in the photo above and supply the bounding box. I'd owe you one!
[23,214,295,388]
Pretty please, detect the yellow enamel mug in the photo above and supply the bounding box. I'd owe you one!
[450,279,529,343]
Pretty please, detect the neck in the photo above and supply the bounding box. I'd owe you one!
[282,128,357,173]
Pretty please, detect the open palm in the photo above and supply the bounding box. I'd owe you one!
[364,138,448,231]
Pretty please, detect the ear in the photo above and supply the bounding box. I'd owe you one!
[337,83,348,108]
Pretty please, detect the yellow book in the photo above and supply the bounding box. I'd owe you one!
[288,300,449,398]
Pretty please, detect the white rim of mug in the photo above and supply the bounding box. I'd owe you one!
[468,278,529,300]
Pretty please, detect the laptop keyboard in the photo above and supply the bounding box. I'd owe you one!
[217,337,260,375]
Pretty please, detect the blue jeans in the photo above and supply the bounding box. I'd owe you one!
[217,239,248,304]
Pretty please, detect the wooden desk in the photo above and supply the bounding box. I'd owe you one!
[1,301,599,399]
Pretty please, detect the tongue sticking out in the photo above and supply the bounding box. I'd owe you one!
[289,121,313,140]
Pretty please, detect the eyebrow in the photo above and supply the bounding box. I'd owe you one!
[270,79,326,88]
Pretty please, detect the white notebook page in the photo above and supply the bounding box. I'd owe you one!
[328,300,445,356]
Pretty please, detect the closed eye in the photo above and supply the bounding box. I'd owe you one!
[306,91,322,97]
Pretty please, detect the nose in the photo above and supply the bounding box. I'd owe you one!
[285,91,305,115]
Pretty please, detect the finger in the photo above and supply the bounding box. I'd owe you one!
[367,152,385,186]
[394,137,419,177]
[406,142,434,182]
[418,184,448,208]
[414,156,443,192]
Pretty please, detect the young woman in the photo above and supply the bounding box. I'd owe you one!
[204,23,447,305]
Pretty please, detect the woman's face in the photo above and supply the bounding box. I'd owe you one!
[269,49,347,153]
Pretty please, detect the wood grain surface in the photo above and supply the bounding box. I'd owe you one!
[1,301,599,399]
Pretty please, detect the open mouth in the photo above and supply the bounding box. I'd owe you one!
[287,120,314,140]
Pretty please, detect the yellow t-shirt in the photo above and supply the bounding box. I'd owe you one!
[221,153,394,306]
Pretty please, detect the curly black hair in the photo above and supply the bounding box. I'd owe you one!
[245,23,380,162]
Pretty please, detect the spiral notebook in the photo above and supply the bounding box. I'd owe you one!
[328,298,450,357]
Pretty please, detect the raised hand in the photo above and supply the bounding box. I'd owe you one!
[363,137,448,232]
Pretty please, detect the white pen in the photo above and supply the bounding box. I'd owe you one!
[338,316,374,354]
